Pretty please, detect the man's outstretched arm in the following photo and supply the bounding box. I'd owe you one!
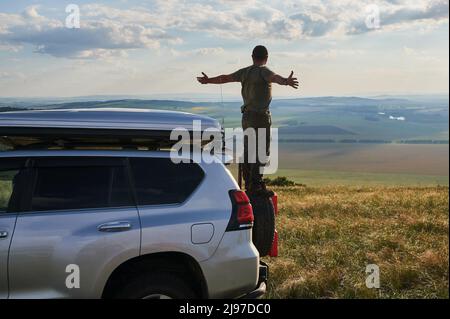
[197,72,237,84]
[268,71,299,89]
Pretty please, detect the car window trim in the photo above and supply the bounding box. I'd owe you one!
[17,205,138,216]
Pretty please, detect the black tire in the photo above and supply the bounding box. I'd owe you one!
[113,272,197,299]
[248,194,275,257]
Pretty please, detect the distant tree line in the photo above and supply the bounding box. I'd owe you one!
[279,139,448,145]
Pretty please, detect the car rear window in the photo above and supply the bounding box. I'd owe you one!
[30,159,134,212]
[129,157,204,206]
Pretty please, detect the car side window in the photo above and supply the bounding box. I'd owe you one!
[129,157,204,206]
[0,158,27,213]
[29,158,134,212]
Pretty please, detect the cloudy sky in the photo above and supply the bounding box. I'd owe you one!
[0,0,448,98]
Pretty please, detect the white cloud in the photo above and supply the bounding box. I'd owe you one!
[0,5,178,59]
[347,0,449,34]
[0,1,447,59]
[68,48,129,60]
[22,5,41,19]
[273,49,365,60]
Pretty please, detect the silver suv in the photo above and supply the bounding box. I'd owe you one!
[0,108,268,299]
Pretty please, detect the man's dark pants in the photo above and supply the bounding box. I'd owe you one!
[242,110,271,192]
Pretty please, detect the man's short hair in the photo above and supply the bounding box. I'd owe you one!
[252,45,268,60]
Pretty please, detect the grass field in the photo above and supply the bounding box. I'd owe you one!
[228,166,449,188]
[227,142,449,187]
[263,185,449,299]
[272,169,449,187]
[278,143,449,177]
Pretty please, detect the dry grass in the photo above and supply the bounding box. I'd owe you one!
[264,185,449,299]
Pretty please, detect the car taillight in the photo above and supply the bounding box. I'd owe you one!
[237,203,254,224]
[226,190,254,231]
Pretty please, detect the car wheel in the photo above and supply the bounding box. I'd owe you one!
[113,272,197,299]
[248,194,275,257]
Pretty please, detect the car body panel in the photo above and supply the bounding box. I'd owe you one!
[200,230,260,298]
[8,207,140,298]
[138,154,238,262]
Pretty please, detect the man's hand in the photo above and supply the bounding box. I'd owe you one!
[197,72,209,84]
[269,71,300,89]
[286,71,299,89]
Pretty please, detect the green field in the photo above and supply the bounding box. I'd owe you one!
[230,166,449,187]
[271,169,449,187]
[278,143,449,175]
[275,143,449,186]
[264,185,449,298]
[227,142,449,187]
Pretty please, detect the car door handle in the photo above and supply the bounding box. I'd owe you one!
[97,221,132,232]
[0,231,8,239]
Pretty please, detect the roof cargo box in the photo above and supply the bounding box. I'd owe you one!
[0,108,222,150]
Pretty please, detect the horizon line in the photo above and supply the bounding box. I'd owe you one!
[0,92,449,101]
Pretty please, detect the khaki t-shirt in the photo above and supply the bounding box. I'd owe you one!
[231,65,275,113]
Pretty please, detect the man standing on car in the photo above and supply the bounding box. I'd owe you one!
[197,45,299,195]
